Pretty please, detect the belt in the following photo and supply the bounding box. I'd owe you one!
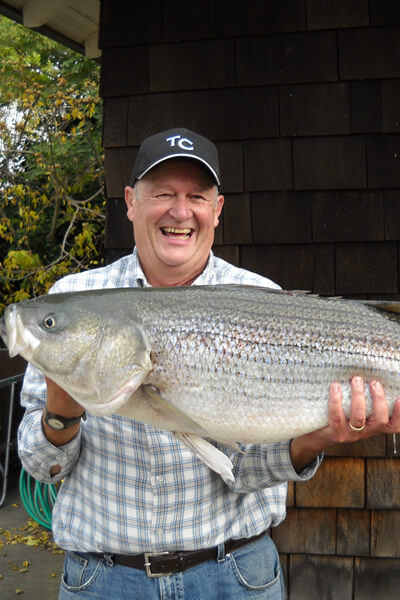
[95,531,265,578]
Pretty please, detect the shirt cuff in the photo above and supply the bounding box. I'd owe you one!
[18,411,82,483]
[269,439,324,483]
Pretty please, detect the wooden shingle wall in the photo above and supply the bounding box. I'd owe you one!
[99,1,400,597]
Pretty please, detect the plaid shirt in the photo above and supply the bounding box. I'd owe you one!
[18,249,321,553]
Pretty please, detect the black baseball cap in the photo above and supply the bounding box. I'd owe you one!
[130,128,221,187]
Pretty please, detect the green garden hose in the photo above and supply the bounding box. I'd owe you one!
[19,468,58,530]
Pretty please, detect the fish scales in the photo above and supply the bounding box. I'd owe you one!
[1,285,400,449]
[129,288,400,442]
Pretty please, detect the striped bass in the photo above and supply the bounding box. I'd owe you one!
[1,285,400,481]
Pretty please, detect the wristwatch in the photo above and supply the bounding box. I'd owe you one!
[43,405,86,430]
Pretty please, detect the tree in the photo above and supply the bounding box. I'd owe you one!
[0,15,105,311]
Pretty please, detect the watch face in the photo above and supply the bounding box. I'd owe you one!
[47,417,65,430]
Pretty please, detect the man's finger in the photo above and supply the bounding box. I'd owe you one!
[349,376,366,430]
[369,380,388,427]
[388,398,400,431]
[328,382,345,431]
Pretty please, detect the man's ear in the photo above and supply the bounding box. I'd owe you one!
[125,186,135,222]
[214,194,224,228]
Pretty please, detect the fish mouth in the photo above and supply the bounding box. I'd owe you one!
[1,305,40,359]
[0,313,8,348]
[160,227,193,241]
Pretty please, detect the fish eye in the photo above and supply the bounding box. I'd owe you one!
[43,315,56,329]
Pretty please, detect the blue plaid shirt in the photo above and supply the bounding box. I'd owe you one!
[18,249,321,553]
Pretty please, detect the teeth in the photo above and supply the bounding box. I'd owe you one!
[162,227,192,234]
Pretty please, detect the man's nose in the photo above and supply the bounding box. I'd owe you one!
[169,196,192,220]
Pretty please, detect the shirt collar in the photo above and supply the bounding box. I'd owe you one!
[131,247,150,287]
[191,251,215,285]
[131,247,215,288]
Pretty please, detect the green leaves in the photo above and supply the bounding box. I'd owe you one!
[0,15,105,312]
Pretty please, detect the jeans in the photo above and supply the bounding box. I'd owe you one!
[58,533,284,599]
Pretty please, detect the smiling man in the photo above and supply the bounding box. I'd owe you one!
[125,131,224,286]
[17,127,400,600]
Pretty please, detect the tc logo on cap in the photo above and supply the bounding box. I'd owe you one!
[166,135,194,151]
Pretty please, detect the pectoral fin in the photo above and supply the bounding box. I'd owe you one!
[141,384,209,436]
[174,432,235,483]
[84,368,151,417]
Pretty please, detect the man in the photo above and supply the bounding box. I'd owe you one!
[18,128,400,600]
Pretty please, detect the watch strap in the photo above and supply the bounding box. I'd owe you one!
[43,405,86,431]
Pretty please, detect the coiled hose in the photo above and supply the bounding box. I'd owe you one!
[19,468,58,530]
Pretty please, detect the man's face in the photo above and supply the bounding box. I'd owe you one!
[124,159,224,285]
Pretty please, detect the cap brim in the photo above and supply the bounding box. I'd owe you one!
[137,153,221,187]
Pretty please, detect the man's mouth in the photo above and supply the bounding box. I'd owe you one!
[161,227,193,240]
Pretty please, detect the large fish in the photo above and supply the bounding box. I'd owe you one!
[1,285,400,481]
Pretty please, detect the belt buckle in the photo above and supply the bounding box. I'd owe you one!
[144,551,171,578]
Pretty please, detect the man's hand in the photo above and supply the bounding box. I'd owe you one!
[290,376,400,473]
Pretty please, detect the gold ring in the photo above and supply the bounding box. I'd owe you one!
[349,422,366,432]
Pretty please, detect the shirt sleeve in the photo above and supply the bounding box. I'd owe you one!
[219,440,323,493]
[17,363,81,484]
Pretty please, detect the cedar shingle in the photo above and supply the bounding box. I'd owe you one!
[99,0,162,47]
[289,554,353,600]
[252,192,312,244]
[312,191,384,243]
[215,0,306,36]
[106,198,133,250]
[223,194,252,245]
[272,508,336,554]
[339,27,400,80]
[371,511,400,557]
[367,459,400,509]
[244,140,292,191]
[388,431,400,457]
[293,136,366,190]
[355,557,400,599]
[280,83,350,137]
[213,216,224,247]
[370,0,400,25]
[217,142,243,194]
[335,242,398,295]
[337,509,370,556]
[213,245,239,267]
[237,31,337,86]
[104,148,137,198]
[382,80,400,133]
[350,81,382,133]
[149,40,235,92]
[127,88,279,146]
[367,135,400,189]
[350,80,400,134]
[287,481,295,507]
[240,244,313,290]
[313,243,335,296]
[163,0,215,41]
[100,47,149,97]
[326,435,387,458]
[307,0,369,29]
[296,458,365,508]
[103,98,129,148]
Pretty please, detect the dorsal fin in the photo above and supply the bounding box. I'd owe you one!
[361,300,400,315]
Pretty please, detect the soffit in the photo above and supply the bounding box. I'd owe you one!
[0,0,100,58]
